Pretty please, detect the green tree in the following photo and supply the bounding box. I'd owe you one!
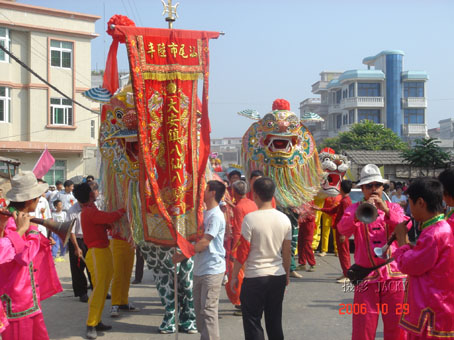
[319,120,408,152]
[401,138,452,176]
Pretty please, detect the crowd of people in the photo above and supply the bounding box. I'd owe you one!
[0,163,454,339]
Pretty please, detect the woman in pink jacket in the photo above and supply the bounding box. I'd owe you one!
[0,172,62,340]
[394,178,454,339]
[337,164,410,340]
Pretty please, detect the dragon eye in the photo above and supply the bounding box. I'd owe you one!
[289,123,297,130]
[115,110,124,119]
[324,157,331,163]
[267,121,274,128]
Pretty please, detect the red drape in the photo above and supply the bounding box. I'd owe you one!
[113,25,219,258]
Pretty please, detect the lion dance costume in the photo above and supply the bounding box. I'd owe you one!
[226,99,323,303]
[312,148,350,255]
[92,15,220,334]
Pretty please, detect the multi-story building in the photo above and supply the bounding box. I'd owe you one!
[428,118,454,153]
[210,137,242,166]
[301,51,428,145]
[0,1,100,184]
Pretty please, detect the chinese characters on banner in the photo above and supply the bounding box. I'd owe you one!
[113,26,219,257]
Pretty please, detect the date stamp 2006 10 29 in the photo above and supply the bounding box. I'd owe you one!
[339,303,409,315]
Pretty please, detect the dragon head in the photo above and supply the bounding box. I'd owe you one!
[318,147,350,197]
[241,99,322,208]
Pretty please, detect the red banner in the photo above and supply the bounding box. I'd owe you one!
[113,26,219,257]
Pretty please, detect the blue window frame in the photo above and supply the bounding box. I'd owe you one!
[404,82,424,98]
[348,110,355,124]
[358,83,381,97]
[336,90,342,104]
[348,83,355,97]
[358,109,380,123]
[336,114,342,128]
[404,109,424,124]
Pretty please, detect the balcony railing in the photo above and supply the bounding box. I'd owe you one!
[342,96,384,108]
[403,97,427,108]
[402,124,428,136]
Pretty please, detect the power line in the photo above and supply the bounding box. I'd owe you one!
[0,43,98,114]
[129,0,144,27]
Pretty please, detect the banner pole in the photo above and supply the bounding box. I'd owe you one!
[174,251,179,340]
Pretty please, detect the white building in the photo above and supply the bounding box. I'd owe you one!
[210,137,242,166]
[301,51,428,145]
[0,1,100,183]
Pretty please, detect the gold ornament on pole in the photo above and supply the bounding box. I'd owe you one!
[161,0,179,29]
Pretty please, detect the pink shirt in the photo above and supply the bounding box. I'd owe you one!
[0,217,61,322]
[0,230,26,333]
[337,201,410,283]
[394,218,454,336]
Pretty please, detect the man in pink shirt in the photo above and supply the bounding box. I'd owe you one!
[394,177,454,339]
[337,164,409,340]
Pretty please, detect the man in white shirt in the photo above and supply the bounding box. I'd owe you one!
[67,201,92,302]
[31,179,52,237]
[231,177,291,340]
[50,180,76,212]
[173,180,226,340]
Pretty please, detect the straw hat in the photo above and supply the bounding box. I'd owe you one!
[356,164,389,187]
[6,171,49,202]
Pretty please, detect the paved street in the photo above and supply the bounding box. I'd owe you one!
[42,253,384,340]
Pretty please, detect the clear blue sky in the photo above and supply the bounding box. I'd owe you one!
[20,0,454,138]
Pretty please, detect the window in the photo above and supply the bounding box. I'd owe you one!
[50,98,73,125]
[342,89,348,99]
[336,114,342,129]
[336,90,342,104]
[404,109,424,124]
[348,83,355,97]
[0,27,10,62]
[0,87,10,123]
[91,120,95,138]
[358,83,381,97]
[0,161,16,176]
[348,110,355,124]
[343,114,348,125]
[404,82,424,98]
[50,40,72,68]
[358,109,380,123]
[43,160,66,185]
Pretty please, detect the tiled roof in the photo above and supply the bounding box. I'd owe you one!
[344,150,404,165]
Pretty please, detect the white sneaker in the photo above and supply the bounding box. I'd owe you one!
[318,252,327,257]
[290,271,302,278]
[110,305,120,317]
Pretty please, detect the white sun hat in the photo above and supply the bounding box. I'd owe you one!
[356,164,389,187]
[6,171,49,202]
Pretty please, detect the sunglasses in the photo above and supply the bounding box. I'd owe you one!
[364,182,383,190]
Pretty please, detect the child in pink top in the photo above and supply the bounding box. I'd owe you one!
[394,178,454,339]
